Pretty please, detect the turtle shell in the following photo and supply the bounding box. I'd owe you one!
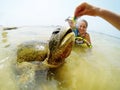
[17,41,49,63]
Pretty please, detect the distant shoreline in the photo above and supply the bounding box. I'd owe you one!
[3,27,18,30]
[0,25,120,39]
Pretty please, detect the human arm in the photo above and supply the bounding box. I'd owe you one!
[74,2,120,30]
[84,33,92,47]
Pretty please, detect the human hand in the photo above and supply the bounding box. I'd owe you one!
[74,2,99,18]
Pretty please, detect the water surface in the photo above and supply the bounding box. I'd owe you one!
[0,26,120,90]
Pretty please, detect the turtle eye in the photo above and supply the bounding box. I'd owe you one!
[52,30,59,34]
[52,28,61,34]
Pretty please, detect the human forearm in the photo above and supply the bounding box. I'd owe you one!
[96,8,120,30]
[74,2,120,30]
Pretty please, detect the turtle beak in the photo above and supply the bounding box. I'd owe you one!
[60,28,75,47]
[48,27,75,51]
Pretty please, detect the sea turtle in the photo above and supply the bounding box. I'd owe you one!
[14,27,74,89]
[17,27,75,68]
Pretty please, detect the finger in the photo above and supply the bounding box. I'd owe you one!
[74,6,82,17]
[74,8,85,18]
[74,3,86,18]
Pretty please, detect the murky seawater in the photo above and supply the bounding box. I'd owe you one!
[0,26,120,90]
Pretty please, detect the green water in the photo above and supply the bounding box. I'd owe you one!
[0,27,120,90]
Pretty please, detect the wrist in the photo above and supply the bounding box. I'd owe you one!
[89,4,100,16]
[95,7,102,17]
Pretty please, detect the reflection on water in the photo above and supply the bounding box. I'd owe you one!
[0,26,120,90]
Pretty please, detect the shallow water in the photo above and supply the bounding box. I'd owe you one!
[0,26,120,90]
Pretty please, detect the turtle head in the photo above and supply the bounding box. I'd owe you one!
[43,27,75,68]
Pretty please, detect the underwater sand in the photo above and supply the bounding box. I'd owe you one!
[0,26,120,90]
